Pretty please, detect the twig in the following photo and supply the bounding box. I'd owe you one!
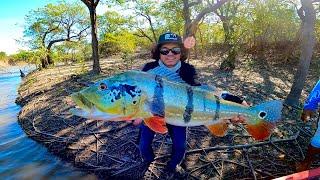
[31,116,76,141]
[270,141,297,161]
[244,148,257,180]
[294,139,305,160]
[295,126,313,137]
[223,160,274,178]
[220,160,224,178]
[194,140,221,176]
[95,120,99,165]
[155,134,298,160]
[111,162,143,176]
[103,154,126,164]
[80,161,120,171]
[188,162,211,174]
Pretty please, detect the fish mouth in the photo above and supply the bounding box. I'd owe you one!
[71,92,94,111]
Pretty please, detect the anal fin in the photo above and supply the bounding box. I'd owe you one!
[206,121,228,137]
[144,116,168,134]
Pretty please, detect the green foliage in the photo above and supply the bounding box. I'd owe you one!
[244,0,299,44]
[160,0,184,34]
[24,2,88,49]
[23,1,89,67]
[19,0,320,66]
[99,32,137,56]
[7,49,46,65]
[98,11,131,38]
[52,41,91,64]
[0,52,6,61]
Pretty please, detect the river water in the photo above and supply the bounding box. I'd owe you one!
[0,66,88,179]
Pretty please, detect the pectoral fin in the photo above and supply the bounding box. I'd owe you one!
[144,116,168,134]
[245,120,274,140]
[206,121,228,137]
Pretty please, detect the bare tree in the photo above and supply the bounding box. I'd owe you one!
[285,0,316,107]
[182,0,231,37]
[81,0,101,74]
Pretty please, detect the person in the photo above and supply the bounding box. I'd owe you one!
[296,80,320,172]
[19,69,25,78]
[134,32,248,176]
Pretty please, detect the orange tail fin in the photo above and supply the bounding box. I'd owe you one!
[144,116,168,134]
[206,121,228,137]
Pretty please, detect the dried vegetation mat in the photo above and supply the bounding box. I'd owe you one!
[16,57,320,179]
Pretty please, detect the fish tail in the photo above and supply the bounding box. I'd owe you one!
[244,100,283,140]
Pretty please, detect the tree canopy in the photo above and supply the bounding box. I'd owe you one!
[23,1,89,68]
[14,0,320,106]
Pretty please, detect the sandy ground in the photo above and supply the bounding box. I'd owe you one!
[16,56,320,179]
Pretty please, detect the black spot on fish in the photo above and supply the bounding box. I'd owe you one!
[259,111,267,119]
[213,95,220,120]
[111,99,114,103]
[114,91,121,100]
[121,84,139,98]
[109,85,122,100]
[151,75,165,117]
[183,86,194,123]
[133,100,137,104]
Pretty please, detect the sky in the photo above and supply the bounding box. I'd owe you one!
[0,0,109,55]
[0,0,57,55]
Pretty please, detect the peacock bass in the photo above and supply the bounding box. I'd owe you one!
[70,70,283,140]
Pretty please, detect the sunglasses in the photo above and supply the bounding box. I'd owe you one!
[159,47,181,55]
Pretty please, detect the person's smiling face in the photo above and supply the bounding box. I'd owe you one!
[159,43,181,68]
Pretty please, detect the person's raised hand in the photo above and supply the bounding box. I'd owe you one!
[183,36,196,49]
[301,109,314,122]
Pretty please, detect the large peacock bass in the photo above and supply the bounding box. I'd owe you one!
[70,70,283,140]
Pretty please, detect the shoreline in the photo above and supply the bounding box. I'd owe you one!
[0,62,35,74]
[16,57,320,179]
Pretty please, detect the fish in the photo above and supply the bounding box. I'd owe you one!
[70,70,283,141]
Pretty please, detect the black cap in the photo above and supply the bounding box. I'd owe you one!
[158,32,182,45]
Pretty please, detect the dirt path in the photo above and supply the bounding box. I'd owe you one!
[16,57,320,179]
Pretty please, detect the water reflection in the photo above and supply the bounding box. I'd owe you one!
[0,66,89,179]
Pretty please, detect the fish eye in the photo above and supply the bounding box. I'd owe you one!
[99,83,108,90]
[259,111,267,119]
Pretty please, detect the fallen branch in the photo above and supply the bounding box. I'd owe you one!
[155,133,299,160]
[244,148,257,180]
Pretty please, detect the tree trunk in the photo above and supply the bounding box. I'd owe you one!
[47,54,53,65]
[89,8,101,74]
[220,46,236,71]
[199,28,204,61]
[183,0,192,38]
[41,58,49,68]
[285,0,316,107]
[47,48,54,65]
[183,0,230,37]
[220,20,237,71]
